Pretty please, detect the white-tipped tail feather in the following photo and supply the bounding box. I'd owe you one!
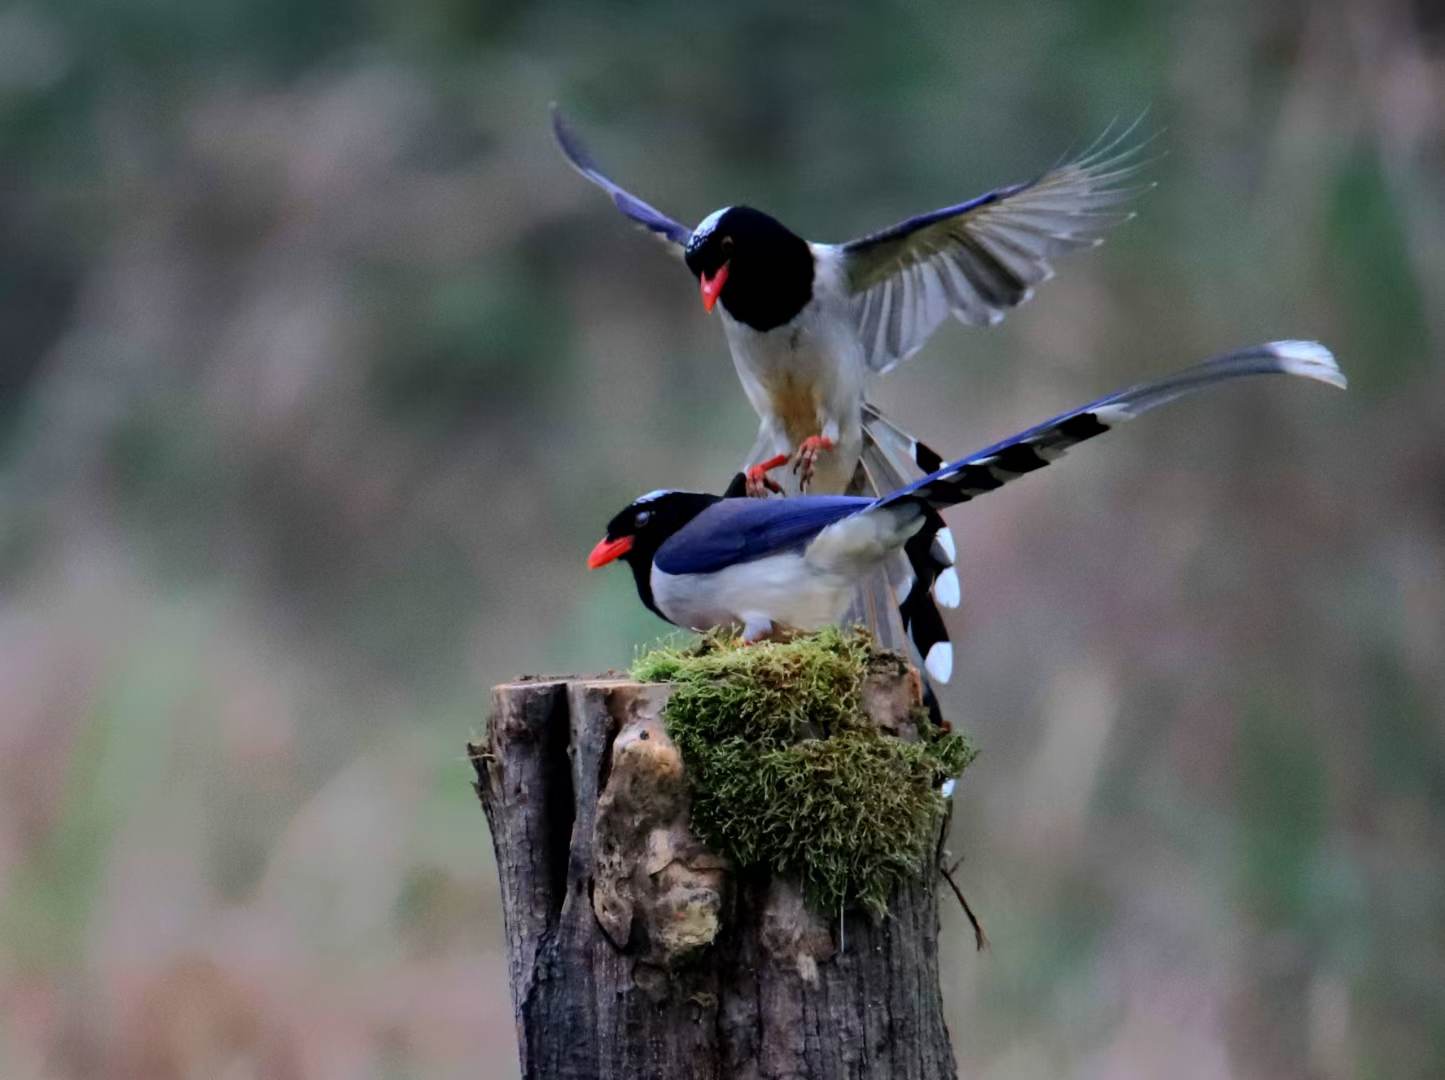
[925,641,954,683]
[1093,341,1344,424]
[859,412,959,684]
[1269,340,1347,388]
[933,566,961,609]
[876,340,1345,516]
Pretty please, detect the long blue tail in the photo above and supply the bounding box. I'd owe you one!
[874,341,1344,516]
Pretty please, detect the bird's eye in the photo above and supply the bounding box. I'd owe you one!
[720,235,734,253]
[634,510,651,527]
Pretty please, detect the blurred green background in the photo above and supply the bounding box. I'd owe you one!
[2,0,1442,1077]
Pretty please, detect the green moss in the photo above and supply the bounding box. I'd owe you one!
[631,628,977,917]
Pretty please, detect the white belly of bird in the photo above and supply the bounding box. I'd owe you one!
[720,293,866,495]
[651,554,856,638]
[648,504,925,638]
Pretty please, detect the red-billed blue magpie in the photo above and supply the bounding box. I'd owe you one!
[588,342,1344,683]
[553,106,1150,495]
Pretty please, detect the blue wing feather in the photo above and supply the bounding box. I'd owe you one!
[655,497,871,576]
[840,183,1027,255]
[551,106,692,247]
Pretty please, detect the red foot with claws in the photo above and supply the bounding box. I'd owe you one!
[744,453,790,498]
[792,434,835,491]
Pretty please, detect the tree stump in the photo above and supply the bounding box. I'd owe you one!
[470,670,958,1080]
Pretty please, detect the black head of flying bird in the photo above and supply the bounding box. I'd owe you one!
[588,342,1345,685]
[683,207,815,331]
[553,104,1155,496]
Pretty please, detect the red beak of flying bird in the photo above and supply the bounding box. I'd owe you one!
[699,262,729,312]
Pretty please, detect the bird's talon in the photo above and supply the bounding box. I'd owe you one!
[744,454,789,498]
[790,434,834,491]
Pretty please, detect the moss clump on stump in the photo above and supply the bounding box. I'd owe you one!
[631,627,976,917]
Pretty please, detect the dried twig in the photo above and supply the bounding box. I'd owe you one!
[939,859,988,952]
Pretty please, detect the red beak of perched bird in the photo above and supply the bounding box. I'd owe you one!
[587,535,634,569]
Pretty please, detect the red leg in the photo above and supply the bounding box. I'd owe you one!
[792,434,836,491]
[744,453,789,498]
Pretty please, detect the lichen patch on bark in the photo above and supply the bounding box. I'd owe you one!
[591,687,727,970]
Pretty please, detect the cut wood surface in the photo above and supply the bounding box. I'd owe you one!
[470,671,958,1080]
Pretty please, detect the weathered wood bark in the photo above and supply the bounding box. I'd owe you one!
[470,672,957,1080]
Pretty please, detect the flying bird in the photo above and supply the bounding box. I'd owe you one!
[587,342,1345,683]
[553,105,1151,497]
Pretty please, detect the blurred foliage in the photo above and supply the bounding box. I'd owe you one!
[2,0,1444,1077]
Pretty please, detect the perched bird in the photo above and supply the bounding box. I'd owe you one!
[552,105,1150,496]
[587,342,1345,682]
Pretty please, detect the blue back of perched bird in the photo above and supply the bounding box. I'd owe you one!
[654,496,871,576]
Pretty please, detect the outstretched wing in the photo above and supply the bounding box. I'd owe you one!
[654,496,870,576]
[550,106,691,248]
[831,116,1154,374]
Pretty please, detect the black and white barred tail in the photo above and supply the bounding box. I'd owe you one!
[847,341,1340,685]
[859,408,959,684]
[875,341,1344,519]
